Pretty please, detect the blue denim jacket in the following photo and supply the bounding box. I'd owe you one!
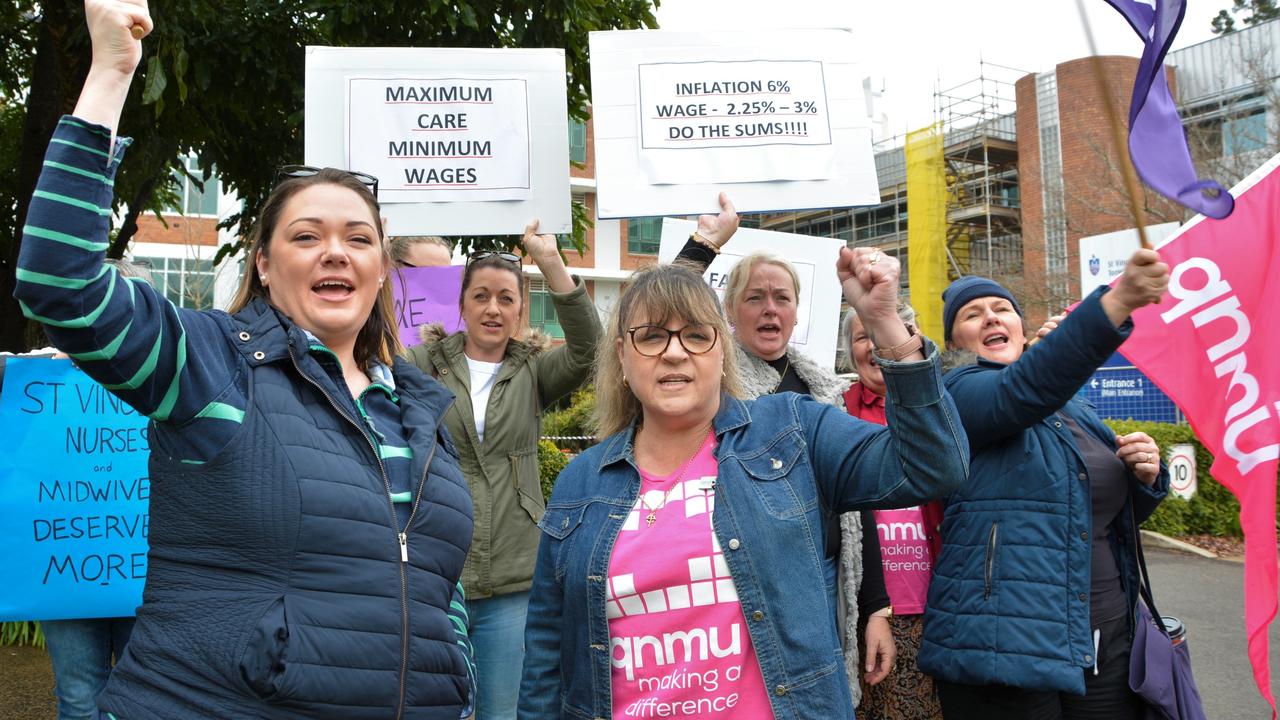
[518,342,969,720]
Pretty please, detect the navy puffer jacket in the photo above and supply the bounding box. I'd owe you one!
[97,302,475,719]
[918,287,1168,695]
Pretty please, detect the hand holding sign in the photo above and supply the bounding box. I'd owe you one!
[522,219,575,293]
[695,192,739,251]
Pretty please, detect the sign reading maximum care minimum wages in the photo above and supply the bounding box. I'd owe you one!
[638,60,833,150]
[346,76,532,203]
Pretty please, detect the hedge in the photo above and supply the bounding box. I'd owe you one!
[1105,419,1279,539]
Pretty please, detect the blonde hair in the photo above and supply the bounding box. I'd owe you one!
[594,262,743,438]
[722,251,802,318]
[390,235,452,267]
[227,169,402,367]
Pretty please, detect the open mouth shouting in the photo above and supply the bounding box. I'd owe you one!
[755,322,784,341]
[312,277,355,301]
[982,331,1011,352]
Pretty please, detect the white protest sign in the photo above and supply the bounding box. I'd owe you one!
[306,47,571,235]
[347,77,531,202]
[1078,223,1178,298]
[590,29,879,219]
[658,219,844,370]
[637,61,834,182]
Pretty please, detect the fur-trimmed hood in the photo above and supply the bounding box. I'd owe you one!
[734,341,851,408]
[415,321,553,355]
[941,347,980,374]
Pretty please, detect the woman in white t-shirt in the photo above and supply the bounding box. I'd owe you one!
[407,222,600,719]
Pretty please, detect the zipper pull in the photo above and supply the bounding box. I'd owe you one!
[398,532,409,563]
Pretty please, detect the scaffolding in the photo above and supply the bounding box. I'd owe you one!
[756,61,1026,287]
[936,61,1024,280]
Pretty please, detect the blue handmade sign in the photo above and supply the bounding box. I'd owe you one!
[0,357,150,621]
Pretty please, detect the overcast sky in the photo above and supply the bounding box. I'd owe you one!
[655,0,1228,138]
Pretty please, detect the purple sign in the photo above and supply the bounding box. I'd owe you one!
[391,265,464,348]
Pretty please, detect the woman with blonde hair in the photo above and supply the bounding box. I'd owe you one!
[14,3,473,716]
[519,248,969,720]
[677,209,895,701]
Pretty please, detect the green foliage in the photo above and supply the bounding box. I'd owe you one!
[0,620,44,649]
[541,386,597,441]
[1212,0,1280,34]
[1,0,660,351]
[1103,419,1280,538]
[538,439,570,501]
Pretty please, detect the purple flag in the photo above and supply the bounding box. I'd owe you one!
[390,265,464,349]
[1102,0,1235,218]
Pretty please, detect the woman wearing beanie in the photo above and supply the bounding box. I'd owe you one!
[917,250,1172,719]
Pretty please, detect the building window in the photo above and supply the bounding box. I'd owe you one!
[627,217,662,255]
[165,156,219,216]
[133,256,215,309]
[527,278,564,338]
[569,119,587,164]
[1223,111,1267,156]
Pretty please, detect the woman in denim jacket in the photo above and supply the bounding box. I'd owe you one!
[518,251,969,720]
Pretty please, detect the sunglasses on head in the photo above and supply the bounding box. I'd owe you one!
[468,251,521,265]
[275,165,379,199]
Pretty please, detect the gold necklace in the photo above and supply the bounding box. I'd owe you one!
[772,356,791,393]
[636,427,710,527]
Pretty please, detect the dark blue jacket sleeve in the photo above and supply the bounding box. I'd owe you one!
[944,287,1132,452]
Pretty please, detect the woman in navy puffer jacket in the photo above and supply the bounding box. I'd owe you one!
[14,3,474,717]
[918,249,1172,719]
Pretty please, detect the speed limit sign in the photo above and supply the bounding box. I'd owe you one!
[1167,443,1197,500]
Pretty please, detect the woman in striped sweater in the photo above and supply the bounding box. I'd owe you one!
[15,2,475,717]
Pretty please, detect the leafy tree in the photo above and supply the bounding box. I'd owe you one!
[0,0,659,351]
[1212,0,1280,34]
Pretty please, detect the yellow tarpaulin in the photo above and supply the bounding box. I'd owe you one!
[905,123,947,344]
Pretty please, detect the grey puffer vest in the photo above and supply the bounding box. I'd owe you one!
[734,342,867,705]
[97,300,474,719]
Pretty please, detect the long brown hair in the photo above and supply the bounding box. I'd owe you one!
[594,262,742,438]
[227,169,401,366]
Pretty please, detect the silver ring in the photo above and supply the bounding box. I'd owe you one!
[869,251,881,265]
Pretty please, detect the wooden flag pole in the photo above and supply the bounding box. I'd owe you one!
[1075,0,1154,250]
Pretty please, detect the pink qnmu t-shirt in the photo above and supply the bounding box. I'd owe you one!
[606,434,774,720]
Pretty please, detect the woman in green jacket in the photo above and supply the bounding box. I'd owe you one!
[407,221,600,719]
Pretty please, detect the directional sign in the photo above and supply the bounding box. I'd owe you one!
[1078,364,1180,423]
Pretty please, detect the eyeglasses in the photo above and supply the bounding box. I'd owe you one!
[626,324,719,357]
[468,251,521,265]
[275,165,380,199]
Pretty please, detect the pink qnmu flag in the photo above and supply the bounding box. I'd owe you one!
[1118,153,1280,715]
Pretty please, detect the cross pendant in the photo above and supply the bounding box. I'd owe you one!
[646,512,656,527]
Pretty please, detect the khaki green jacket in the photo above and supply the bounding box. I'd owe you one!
[406,278,600,597]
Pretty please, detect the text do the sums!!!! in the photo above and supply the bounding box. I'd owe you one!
[638,60,832,151]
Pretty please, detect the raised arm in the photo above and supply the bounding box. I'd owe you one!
[802,341,969,512]
[673,192,739,272]
[522,221,602,406]
[15,0,237,425]
[945,249,1169,450]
